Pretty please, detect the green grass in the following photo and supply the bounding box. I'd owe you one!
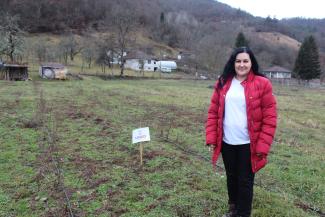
[0,77,324,216]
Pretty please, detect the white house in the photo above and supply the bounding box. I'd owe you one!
[125,59,159,72]
[124,51,178,73]
[262,66,292,79]
[124,51,159,72]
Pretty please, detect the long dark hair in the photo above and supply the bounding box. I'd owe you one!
[218,47,265,88]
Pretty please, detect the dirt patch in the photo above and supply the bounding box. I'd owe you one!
[88,177,110,189]
[92,187,127,216]
[66,110,93,120]
[144,195,170,212]
[94,117,104,124]
[69,154,110,189]
[79,189,97,202]
[144,150,171,160]
[95,202,128,216]
[19,118,42,129]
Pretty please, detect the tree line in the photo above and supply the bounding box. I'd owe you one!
[0,9,136,76]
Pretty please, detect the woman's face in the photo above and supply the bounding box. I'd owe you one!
[234,52,252,81]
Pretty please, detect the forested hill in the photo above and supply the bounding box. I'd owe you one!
[1,0,325,71]
[1,0,251,32]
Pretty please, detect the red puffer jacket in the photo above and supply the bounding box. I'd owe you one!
[205,71,277,173]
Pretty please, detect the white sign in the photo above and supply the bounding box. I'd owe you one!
[132,127,150,144]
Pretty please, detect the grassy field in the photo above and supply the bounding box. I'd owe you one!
[0,76,324,217]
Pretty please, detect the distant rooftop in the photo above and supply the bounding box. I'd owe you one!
[263,66,291,73]
[125,51,157,60]
[41,62,65,69]
[3,63,28,68]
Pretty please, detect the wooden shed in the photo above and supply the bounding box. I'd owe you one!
[0,62,29,81]
[39,63,67,80]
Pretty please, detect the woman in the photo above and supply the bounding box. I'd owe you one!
[205,47,277,217]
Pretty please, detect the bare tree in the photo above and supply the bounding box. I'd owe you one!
[58,33,82,64]
[0,13,25,62]
[67,34,82,61]
[195,34,232,75]
[95,34,116,74]
[81,35,97,69]
[58,39,69,64]
[33,38,48,62]
[111,8,137,76]
[138,59,144,76]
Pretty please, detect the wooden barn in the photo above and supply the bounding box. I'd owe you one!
[0,62,29,81]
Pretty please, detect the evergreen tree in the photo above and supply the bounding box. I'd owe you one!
[294,35,321,80]
[160,12,165,24]
[235,32,249,48]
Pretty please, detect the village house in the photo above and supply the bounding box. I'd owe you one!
[124,51,159,72]
[0,62,28,81]
[262,66,292,79]
[124,50,177,72]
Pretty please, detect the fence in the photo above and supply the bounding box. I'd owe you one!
[271,78,325,89]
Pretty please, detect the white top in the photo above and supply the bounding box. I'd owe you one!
[223,77,250,145]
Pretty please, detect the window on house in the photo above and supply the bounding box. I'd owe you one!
[148,60,151,64]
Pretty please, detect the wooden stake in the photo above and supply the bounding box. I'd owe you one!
[140,142,143,165]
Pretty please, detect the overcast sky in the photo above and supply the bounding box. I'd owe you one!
[218,0,325,19]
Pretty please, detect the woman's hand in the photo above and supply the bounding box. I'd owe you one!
[207,144,217,152]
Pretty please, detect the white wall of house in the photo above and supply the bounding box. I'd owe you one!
[125,59,177,72]
[265,71,291,79]
[143,59,158,71]
[263,65,292,79]
[125,59,159,71]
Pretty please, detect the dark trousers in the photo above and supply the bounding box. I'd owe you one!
[221,142,255,217]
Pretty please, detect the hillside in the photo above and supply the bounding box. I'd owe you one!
[1,0,325,73]
[256,32,301,51]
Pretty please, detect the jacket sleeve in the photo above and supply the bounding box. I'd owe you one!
[205,84,220,145]
[256,80,277,155]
